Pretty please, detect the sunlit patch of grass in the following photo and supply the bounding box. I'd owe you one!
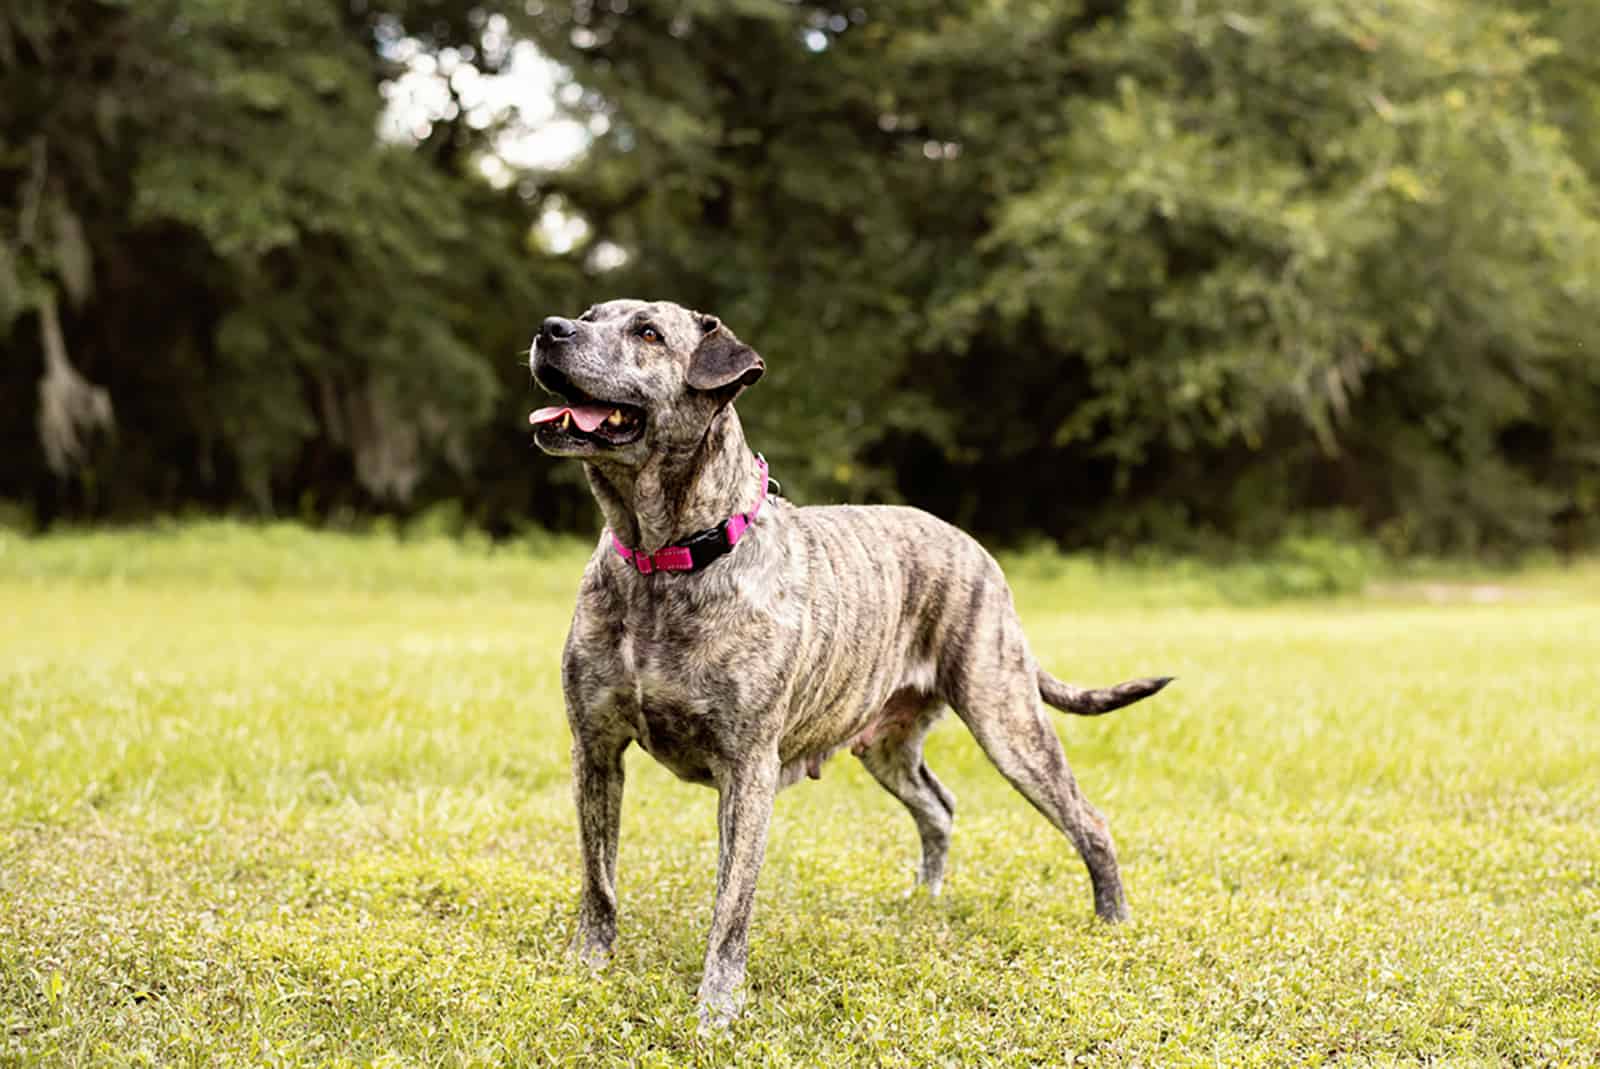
[3,526,1598,1065]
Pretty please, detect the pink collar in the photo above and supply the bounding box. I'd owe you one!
[611,455,770,575]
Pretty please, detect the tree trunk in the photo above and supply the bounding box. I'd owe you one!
[35,293,114,475]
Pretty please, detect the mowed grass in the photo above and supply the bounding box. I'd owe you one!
[2,524,1598,1067]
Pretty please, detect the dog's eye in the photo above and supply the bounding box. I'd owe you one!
[637,325,662,344]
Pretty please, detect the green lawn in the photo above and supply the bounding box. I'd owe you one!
[2,525,1597,1067]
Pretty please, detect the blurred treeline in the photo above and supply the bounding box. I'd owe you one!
[3,1,1598,554]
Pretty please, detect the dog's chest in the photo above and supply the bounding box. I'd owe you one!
[576,562,791,785]
[608,623,732,785]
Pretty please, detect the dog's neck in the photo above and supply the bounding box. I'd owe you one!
[585,407,764,552]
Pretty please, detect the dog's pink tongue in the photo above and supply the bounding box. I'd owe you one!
[528,405,614,432]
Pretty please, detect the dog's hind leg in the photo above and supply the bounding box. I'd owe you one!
[852,692,954,893]
[942,631,1131,921]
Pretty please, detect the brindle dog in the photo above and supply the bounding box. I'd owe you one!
[529,299,1172,1027]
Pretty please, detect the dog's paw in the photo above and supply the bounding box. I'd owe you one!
[1095,900,1132,924]
[569,936,615,970]
[695,983,746,1032]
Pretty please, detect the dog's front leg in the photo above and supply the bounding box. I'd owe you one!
[571,732,627,967]
[697,750,780,1029]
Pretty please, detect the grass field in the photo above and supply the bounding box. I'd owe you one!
[2,524,1598,1066]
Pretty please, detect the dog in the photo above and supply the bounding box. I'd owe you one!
[529,299,1172,1027]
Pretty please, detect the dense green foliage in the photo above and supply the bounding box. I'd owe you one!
[4,527,1598,1063]
[4,1,1599,551]
[0,0,579,523]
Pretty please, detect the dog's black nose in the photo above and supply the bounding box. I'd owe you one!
[541,316,578,343]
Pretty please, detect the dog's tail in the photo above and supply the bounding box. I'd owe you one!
[1037,670,1173,716]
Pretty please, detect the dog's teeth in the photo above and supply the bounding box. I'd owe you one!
[607,410,625,426]
[561,413,572,430]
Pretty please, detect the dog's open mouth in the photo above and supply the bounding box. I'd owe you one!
[528,394,645,447]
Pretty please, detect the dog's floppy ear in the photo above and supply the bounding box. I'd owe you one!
[686,315,765,393]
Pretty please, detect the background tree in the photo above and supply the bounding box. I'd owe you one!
[1,0,580,523]
[3,0,1598,553]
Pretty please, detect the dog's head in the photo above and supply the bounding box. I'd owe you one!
[528,299,764,466]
